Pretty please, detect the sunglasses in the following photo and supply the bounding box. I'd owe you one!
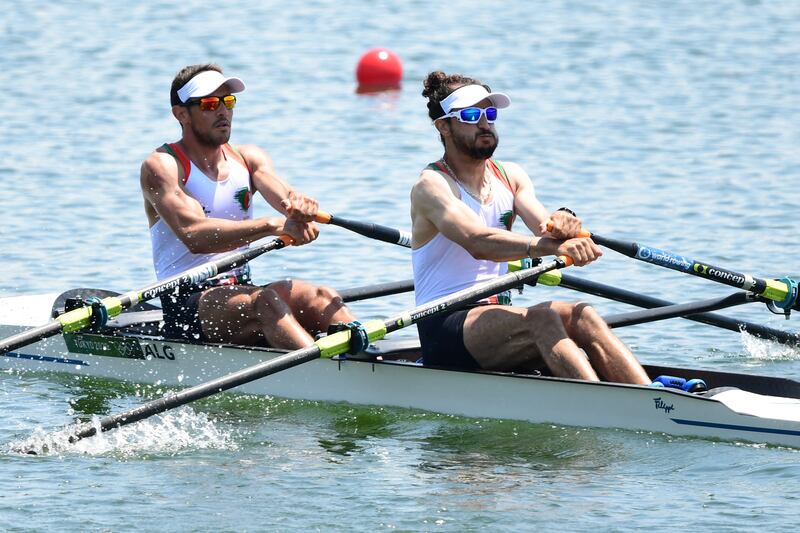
[185,95,237,112]
[438,106,498,124]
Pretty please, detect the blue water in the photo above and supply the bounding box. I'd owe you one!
[2,0,800,530]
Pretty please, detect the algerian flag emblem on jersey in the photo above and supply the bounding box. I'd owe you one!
[235,187,252,212]
[499,210,513,230]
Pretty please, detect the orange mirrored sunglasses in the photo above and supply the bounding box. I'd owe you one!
[186,95,236,112]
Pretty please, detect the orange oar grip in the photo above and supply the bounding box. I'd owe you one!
[558,255,574,267]
[545,219,591,238]
[315,211,332,224]
[278,234,295,246]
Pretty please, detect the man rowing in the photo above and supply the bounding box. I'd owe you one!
[140,63,356,348]
[410,71,650,384]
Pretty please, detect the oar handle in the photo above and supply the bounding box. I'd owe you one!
[315,211,333,224]
[315,210,412,247]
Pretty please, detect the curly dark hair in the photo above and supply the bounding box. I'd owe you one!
[421,71,491,120]
[170,63,223,106]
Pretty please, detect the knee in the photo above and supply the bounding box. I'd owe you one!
[524,307,563,329]
[572,302,604,327]
[307,285,344,308]
[520,307,569,353]
[252,288,290,318]
[316,285,341,301]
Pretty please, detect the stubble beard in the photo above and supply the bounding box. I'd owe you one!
[451,127,499,160]
[190,121,231,147]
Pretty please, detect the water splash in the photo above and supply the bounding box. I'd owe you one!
[740,330,800,363]
[6,407,238,458]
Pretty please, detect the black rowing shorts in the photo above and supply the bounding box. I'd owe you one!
[160,289,206,342]
[416,308,481,370]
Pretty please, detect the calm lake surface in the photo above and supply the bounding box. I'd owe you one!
[2,1,799,531]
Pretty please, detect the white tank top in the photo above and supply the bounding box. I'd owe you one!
[149,143,254,282]
[412,160,516,305]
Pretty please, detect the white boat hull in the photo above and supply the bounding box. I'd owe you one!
[1,294,800,448]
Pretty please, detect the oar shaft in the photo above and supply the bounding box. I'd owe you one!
[125,236,291,306]
[72,344,321,441]
[0,322,63,356]
[383,258,570,334]
[316,211,412,247]
[544,272,800,346]
[603,292,754,328]
[0,236,291,357]
[339,279,414,303]
[590,233,791,304]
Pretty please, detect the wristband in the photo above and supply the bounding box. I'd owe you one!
[526,238,535,259]
[557,207,576,217]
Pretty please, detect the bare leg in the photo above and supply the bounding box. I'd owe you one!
[197,285,314,349]
[462,304,600,380]
[548,301,650,385]
[265,279,356,332]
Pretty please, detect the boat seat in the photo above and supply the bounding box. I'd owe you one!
[107,310,163,329]
[362,339,422,363]
[366,338,421,355]
[104,310,164,337]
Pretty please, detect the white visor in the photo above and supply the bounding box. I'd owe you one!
[177,70,246,103]
[439,84,510,114]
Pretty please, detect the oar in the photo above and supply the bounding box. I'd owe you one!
[530,269,800,346]
[602,292,754,328]
[568,225,800,312]
[318,212,796,312]
[61,256,572,444]
[339,279,414,303]
[315,211,411,247]
[0,236,293,356]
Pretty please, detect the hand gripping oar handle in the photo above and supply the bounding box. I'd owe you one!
[546,221,800,311]
[0,235,294,356]
[63,256,572,444]
[316,211,412,248]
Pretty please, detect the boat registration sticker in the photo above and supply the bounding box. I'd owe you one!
[64,333,149,360]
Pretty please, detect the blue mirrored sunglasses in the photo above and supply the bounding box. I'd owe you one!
[438,106,498,124]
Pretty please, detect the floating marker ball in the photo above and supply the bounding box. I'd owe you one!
[356,48,402,92]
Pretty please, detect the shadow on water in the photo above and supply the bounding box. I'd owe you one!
[317,407,403,456]
[19,371,146,420]
[414,417,621,473]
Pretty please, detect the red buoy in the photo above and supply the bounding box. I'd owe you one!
[356,48,402,93]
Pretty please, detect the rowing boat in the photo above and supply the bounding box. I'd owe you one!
[2,290,800,448]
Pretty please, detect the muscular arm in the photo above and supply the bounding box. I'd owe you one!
[239,145,294,213]
[411,166,601,265]
[237,144,320,242]
[411,169,561,262]
[506,162,585,239]
[140,151,284,254]
[503,161,551,236]
[505,161,601,264]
